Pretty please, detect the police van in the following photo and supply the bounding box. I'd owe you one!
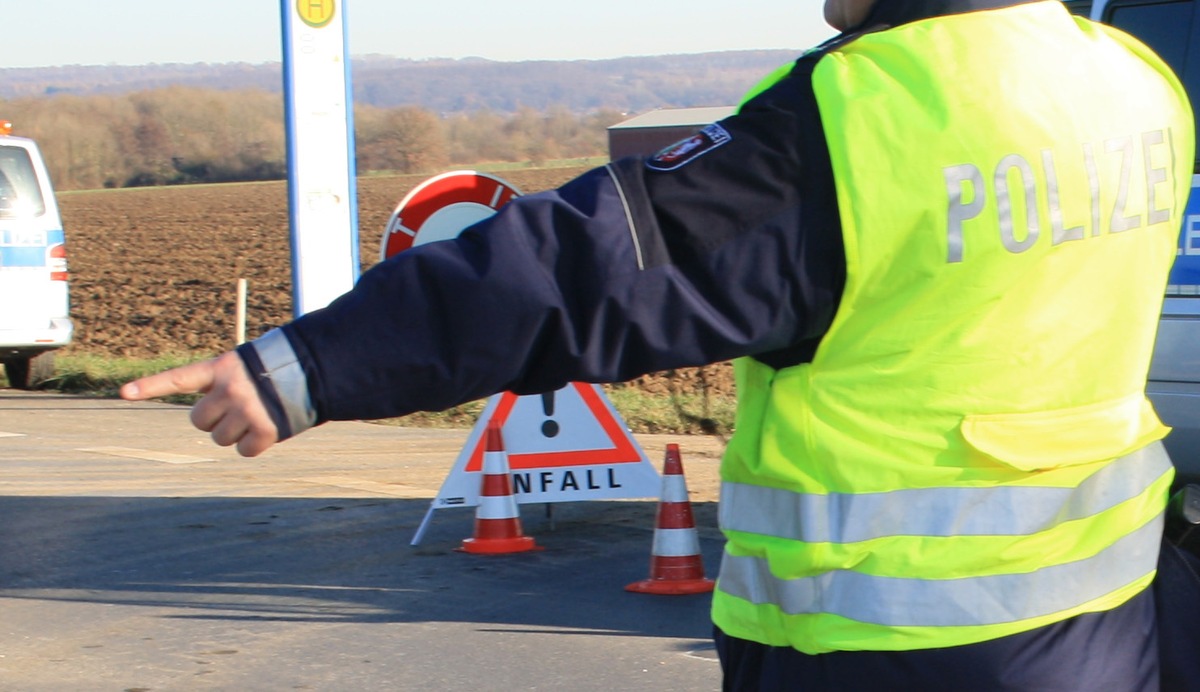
[0,120,72,389]
[1065,0,1200,485]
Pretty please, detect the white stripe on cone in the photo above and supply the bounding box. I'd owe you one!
[660,474,689,503]
[652,527,703,557]
[477,494,520,520]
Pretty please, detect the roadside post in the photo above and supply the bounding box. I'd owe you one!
[280,0,360,316]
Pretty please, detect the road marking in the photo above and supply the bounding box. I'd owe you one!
[79,446,215,464]
[0,431,25,438]
[296,475,433,498]
[684,645,720,662]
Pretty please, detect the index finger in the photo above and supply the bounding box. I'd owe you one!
[120,359,218,400]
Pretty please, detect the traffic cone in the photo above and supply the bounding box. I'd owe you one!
[626,444,715,594]
[459,421,542,554]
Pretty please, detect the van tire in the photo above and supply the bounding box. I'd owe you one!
[3,352,56,390]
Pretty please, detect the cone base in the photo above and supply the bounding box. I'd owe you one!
[625,577,715,595]
[458,535,543,554]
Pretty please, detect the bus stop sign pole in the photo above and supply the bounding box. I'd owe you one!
[280,0,360,317]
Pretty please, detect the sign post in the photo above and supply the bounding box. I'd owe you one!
[280,0,360,316]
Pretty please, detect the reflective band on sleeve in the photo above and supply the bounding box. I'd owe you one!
[253,329,317,437]
[717,514,1163,627]
[652,527,703,558]
[720,443,1172,543]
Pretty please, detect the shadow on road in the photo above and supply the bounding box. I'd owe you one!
[0,494,720,640]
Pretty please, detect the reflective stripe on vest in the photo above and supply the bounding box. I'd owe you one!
[718,513,1163,628]
[720,443,1173,544]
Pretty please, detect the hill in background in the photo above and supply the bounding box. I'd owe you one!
[0,50,803,115]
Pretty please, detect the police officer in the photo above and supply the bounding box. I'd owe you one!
[123,1,1194,689]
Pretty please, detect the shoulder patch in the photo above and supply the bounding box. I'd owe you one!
[646,123,732,172]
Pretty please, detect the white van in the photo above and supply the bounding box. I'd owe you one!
[0,120,72,389]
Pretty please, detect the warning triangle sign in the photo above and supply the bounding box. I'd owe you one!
[438,383,659,505]
[411,383,661,544]
[463,383,645,471]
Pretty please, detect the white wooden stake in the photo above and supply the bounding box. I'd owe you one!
[236,278,248,345]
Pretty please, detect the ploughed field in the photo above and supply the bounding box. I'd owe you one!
[57,167,734,399]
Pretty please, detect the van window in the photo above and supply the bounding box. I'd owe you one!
[1107,1,1194,69]
[1063,1,1093,16]
[1103,1,1199,166]
[0,146,47,219]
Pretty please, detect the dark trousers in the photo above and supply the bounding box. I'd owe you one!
[715,577,1164,692]
[1157,539,1200,692]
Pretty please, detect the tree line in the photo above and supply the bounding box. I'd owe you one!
[1,87,626,191]
[0,50,801,112]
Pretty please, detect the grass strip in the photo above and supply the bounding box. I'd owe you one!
[10,353,736,437]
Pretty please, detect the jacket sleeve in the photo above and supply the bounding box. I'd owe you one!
[238,61,845,437]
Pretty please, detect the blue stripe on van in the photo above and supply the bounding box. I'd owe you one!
[1169,179,1200,290]
[0,228,63,267]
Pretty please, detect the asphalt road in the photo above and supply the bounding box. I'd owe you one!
[0,391,727,691]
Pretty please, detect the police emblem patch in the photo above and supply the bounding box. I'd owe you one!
[646,123,732,171]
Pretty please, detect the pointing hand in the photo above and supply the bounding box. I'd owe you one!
[120,351,279,457]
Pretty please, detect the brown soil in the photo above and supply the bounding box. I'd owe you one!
[57,167,735,398]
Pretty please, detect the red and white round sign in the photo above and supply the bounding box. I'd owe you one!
[381,170,522,260]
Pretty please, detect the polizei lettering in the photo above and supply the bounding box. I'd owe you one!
[512,468,624,495]
[943,128,1176,263]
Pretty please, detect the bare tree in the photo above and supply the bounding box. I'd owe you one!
[356,105,447,174]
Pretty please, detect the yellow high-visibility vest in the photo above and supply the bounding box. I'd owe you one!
[713,1,1195,654]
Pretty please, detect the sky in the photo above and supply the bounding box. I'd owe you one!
[4,0,837,69]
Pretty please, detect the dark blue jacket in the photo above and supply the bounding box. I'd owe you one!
[239,48,844,433]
